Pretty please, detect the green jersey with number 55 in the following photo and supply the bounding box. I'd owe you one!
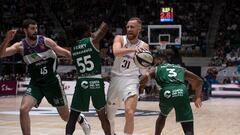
[72,38,101,77]
[155,63,185,88]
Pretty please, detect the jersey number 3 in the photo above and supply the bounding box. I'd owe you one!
[77,55,94,73]
[166,68,177,77]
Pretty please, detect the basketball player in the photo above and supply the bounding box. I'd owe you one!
[106,17,149,135]
[0,19,90,135]
[65,0,120,134]
[139,53,203,135]
[65,21,111,135]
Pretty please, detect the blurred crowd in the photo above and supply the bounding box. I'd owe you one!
[0,73,28,81]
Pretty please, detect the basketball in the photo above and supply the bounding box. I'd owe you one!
[134,51,153,68]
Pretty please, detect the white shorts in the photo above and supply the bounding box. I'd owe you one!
[107,76,139,106]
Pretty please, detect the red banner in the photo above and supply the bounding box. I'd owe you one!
[0,81,17,96]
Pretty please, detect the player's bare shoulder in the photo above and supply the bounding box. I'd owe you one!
[44,37,54,45]
[113,35,124,46]
[43,36,58,49]
[114,35,124,40]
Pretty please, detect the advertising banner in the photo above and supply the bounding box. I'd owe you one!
[0,81,17,96]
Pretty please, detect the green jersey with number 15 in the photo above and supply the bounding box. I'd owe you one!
[22,35,58,83]
[72,38,101,77]
[155,63,185,88]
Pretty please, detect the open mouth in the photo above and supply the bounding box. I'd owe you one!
[128,33,134,36]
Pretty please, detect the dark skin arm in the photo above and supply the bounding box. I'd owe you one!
[92,22,108,50]
[185,70,203,108]
[90,22,110,80]
[139,67,156,93]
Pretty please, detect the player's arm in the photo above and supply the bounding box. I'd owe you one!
[44,37,72,59]
[140,42,150,52]
[139,67,156,92]
[141,42,149,51]
[112,35,136,57]
[92,22,108,48]
[0,30,20,58]
[185,70,203,108]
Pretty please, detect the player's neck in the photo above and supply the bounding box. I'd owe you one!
[26,38,37,46]
[128,38,139,44]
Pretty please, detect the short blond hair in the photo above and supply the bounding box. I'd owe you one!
[128,17,142,29]
[129,17,142,24]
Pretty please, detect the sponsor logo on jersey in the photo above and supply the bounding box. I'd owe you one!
[89,80,101,89]
[31,53,39,59]
[81,81,89,89]
[164,90,171,98]
[164,89,184,98]
[80,80,101,89]
[172,89,183,97]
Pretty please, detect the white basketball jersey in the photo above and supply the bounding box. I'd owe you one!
[111,35,145,77]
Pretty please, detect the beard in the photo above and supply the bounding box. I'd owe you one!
[27,33,37,40]
[127,33,137,40]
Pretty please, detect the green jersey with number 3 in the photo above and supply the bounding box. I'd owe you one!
[72,38,101,76]
[155,63,185,88]
[155,63,194,123]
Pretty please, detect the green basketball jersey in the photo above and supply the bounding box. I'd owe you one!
[155,63,185,88]
[71,38,101,77]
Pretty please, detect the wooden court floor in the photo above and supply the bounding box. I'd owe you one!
[0,95,240,135]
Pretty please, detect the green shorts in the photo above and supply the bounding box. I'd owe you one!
[159,85,193,122]
[25,74,67,107]
[71,78,106,112]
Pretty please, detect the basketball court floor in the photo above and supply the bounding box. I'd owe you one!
[0,95,240,135]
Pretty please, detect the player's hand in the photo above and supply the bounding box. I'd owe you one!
[194,97,202,108]
[5,30,17,41]
[136,46,148,52]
